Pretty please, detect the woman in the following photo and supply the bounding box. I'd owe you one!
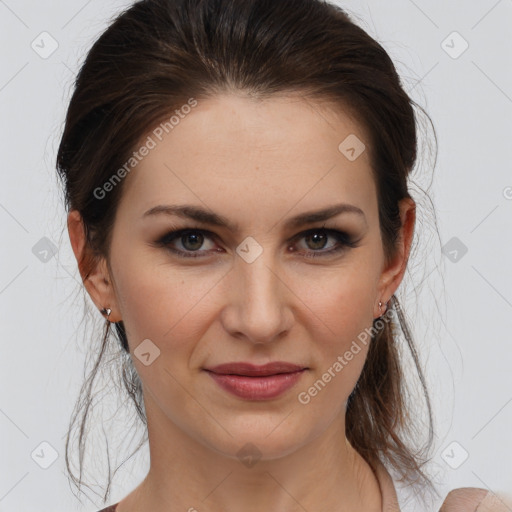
[56,0,511,510]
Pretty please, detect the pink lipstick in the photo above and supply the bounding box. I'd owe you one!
[204,362,307,400]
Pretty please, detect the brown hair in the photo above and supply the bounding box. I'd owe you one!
[56,0,439,505]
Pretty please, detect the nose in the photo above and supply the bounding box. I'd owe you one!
[220,249,294,345]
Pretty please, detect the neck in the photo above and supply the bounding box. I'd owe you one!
[117,397,382,512]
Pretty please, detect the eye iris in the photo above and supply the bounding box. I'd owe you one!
[306,232,327,250]
[182,232,204,251]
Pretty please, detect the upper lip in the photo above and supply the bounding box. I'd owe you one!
[205,362,307,377]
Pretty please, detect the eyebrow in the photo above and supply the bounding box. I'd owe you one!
[142,202,367,231]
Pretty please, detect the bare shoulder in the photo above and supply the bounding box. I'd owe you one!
[440,487,512,512]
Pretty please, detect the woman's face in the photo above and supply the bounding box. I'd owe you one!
[77,93,413,461]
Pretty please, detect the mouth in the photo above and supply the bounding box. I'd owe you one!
[203,362,308,400]
[204,361,308,377]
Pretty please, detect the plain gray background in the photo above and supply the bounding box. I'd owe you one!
[1,0,511,511]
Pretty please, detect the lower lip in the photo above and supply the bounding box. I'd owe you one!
[205,369,306,400]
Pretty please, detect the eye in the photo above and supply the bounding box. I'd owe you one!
[156,229,219,258]
[290,227,360,258]
[154,226,360,259]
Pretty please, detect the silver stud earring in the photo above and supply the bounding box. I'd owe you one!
[378,300,388,316]
[100,307,112,319]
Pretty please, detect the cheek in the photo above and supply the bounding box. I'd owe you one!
[111,248,221,351]
[328,291,373,364]
[291,263,378,399]
[294,258,378,337]
[110,257,213,404]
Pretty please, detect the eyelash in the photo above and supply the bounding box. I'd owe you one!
[154,225,360,259]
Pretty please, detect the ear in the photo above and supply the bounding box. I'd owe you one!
[374,198,416,317]
[67,210,121,322]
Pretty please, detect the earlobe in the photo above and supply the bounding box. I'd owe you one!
[67,210,120,321]
[377,299,388,318]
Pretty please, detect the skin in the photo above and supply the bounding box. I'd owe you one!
[68,92,415,512]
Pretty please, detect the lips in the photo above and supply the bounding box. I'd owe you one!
[203,362,308,400]
[205,361,306,377]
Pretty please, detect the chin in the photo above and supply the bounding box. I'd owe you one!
[198,415,314,464]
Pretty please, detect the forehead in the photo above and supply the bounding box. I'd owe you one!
[117,93,377,224]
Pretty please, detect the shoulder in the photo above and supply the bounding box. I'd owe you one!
[440,487,512,511]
